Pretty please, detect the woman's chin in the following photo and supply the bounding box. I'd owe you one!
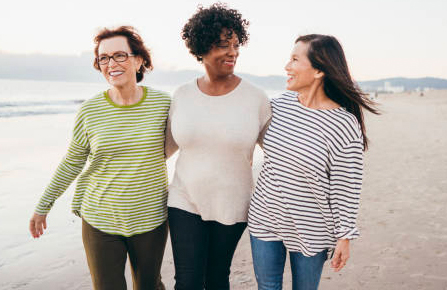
[107,79,126,88]
[286,84,296,91]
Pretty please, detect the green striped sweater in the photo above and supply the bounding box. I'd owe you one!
[36,86,171,236]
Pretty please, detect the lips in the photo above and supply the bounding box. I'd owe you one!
[223,60,235,66]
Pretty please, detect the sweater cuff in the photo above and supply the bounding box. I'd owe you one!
[35,204,51,215]
[35,197,55,215]
[335,226,359,240]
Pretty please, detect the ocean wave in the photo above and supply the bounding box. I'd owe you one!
[0,108,77,118]
[0,99,83,118]
[0,99,84,108]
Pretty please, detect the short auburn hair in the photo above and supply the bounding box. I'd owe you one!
[93,26,153,83]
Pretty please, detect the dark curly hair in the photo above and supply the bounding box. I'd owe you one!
[181,3,249,62]
[93,26,153,83]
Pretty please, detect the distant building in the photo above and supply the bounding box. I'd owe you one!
[415,87,432,92]
[378,81,405,93]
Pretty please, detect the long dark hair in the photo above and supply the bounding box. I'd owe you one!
[296,34,378,150]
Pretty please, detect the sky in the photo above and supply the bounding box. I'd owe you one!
[1,0,446,81]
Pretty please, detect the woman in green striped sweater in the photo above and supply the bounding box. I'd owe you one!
[29,26,170,290]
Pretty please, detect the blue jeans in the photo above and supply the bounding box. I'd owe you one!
[250,235,327,290]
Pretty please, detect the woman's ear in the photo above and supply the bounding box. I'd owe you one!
[135,56,144,71]
[314,70,325,79]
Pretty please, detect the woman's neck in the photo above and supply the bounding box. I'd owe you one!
[298,81,339,110]
[109,84,142,106]
[198,73,241,96]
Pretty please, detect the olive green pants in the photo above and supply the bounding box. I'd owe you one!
[82,219,168,290]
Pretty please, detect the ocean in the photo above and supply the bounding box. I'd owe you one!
[0,79,107,118]
[0,79,281,118]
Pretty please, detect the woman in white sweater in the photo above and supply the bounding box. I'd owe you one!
[165,3,271,289]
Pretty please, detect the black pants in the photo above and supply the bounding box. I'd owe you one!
[168,207,247,290]
[82,219,168,290]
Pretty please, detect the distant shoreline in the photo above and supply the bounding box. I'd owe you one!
[2,74,447,93]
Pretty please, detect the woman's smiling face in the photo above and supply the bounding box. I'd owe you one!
[97,36,142,88]
[285,41,319,92]
[201,29,240,78]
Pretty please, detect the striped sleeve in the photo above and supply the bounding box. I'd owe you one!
[35,107,90,215]
[329,136,364,240]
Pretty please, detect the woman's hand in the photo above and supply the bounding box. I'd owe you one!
[331,239,350,272]
[29,213,47,238]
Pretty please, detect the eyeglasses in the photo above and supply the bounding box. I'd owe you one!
[97,51,135,65]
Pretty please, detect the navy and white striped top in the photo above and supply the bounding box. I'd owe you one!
[248,91,364,257]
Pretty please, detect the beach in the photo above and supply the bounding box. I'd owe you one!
[1,89,446,289]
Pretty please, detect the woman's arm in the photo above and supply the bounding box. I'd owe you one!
[30,110,90,238]
[256,94,272,148]
[164,118,178,159]
[328,137,363,239]
[328,137,363,270]
[256,119,271,149]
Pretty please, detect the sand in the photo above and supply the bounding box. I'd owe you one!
[1,90,446,289]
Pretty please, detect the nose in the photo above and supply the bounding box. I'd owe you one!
[284,60,291,71]
[227,45,238,57]
[108,57,118,67]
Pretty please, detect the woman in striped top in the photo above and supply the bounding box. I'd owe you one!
[248,34,378,289]
[29,26,169,290]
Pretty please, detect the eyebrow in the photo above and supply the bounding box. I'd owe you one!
[218,39,240,44]
[98,51,129,56]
